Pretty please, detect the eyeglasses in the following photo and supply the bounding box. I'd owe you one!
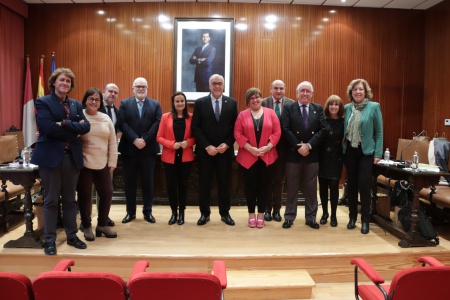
[211,82,224,87]
[352,88,364,92]
[249,96,261,102]
[134,85,148,90]
[87,97,101,103]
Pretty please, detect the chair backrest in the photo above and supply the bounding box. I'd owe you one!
[0,272,33,300]
[33,271,127,300]
[389,266,450,299]
[396,138,430,163]
[128,272,223,300]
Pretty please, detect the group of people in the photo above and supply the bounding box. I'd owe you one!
[31,67,383,256]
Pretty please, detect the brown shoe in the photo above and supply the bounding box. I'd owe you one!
[96,226,117,238]
[83,227,95,241]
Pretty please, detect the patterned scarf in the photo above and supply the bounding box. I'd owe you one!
[347,98,369,148]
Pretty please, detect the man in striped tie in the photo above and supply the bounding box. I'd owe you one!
[261,80,294,223]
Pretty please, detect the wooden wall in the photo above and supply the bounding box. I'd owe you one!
[25,3,429,154]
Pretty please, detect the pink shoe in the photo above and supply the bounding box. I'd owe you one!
[248,218,256,228]
[256,219,265,228]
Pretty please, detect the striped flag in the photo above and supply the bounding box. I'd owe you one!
[51,52,56,73]
[37,56,45,99]
[22,57,37,147]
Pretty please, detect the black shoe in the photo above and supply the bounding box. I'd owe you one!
[347,218,356,229]
[264,212,273,222]
[221,215,235,226]
[168,213,177,225]
[330,216,338,227]
[178,212,185,225]
[143,213,156,223]
[67,237,87,249]
[197,215,210,225]
[306,220,320,229]
[122,214,136,223]
[320,213,329,225]
[361,222,369,234]
[44,242,57,255]
[107,217,115,227]
[272,212,282,222]
[282,220,293,229]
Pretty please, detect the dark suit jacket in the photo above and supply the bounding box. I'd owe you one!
[281,101,325,163]
[262,96,295,157]
[117,96,162,156]
[99,104,119,132]
[31,92,90,169]
[191,94,237,158]
[189,44,216,86]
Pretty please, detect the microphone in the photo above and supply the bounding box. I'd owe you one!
[398,130,426,167]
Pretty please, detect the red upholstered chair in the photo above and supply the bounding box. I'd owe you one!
[350,256,450,300]
[0,272,33,300]
[128,260,227,300]
[33,259,127,300]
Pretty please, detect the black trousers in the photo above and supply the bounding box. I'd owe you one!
[163,161,192,212]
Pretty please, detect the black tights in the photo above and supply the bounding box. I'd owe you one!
[318,177,340,217]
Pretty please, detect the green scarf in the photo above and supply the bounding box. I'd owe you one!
[347,98,369,148]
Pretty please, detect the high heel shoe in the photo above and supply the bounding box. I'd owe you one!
[178,211,185,225]
[320,213,329,225]
[248,218,256,228]
[168,213,177,225]
[84,227,95,241]
[96,226,117,238]
[361,222,369,234]
[330,215,338,227]
[256,219,265,228]
[347,218,356,229]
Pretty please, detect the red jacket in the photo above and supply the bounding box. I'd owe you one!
[234,107,281,169]
[157,112,195,164]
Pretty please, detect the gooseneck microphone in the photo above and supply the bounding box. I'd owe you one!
[398,130,426,167]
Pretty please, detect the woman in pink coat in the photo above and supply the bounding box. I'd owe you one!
[234,87,281,228]
[156,92,195,225]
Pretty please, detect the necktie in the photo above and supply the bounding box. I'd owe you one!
[107,106,113,119]
[275,101,281,117]
[138,101,143,118]
[214,99,220,122]
[301,104,308,128]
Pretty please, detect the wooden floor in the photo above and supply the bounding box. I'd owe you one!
[1,204,450,299]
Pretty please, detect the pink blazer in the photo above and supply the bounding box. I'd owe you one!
[234,107,281,169]
[156,112,195,164]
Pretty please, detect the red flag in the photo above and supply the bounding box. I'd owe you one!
[37,56,45,99]
[23,57,37,147]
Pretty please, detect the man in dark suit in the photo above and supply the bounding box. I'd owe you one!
[31,68,90,255]
[261,80,294,223]
[192,74,238,226]
[99,83,120,133]
[118,77,161,224]
[281,81,325,229]
[97,83,120,227]
[189,31,216,92]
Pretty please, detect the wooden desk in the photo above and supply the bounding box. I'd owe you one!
[0,165,43,248]
[372,163,448,248]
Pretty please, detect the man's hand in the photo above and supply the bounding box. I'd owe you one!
[216,143,229,154]
[133,138,146,149]
[297,143,310,157]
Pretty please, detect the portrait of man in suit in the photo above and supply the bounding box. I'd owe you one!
[189,31,216,92]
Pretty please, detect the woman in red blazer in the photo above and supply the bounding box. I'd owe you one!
[234,88,281,228]
[156,92,195,225]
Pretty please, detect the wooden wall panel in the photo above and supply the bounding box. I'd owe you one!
[24,3,429,155]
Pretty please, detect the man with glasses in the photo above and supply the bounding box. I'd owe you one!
[192,74,238,226]
[261,80,294,223]
[189,31,216,92]
[117,77,161,224]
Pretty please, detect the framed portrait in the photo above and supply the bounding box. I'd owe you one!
[174,18,235,101]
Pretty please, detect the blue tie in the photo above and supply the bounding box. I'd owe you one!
[301,105,308,128]
[214,100,220,122]
[138,101,143,118]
